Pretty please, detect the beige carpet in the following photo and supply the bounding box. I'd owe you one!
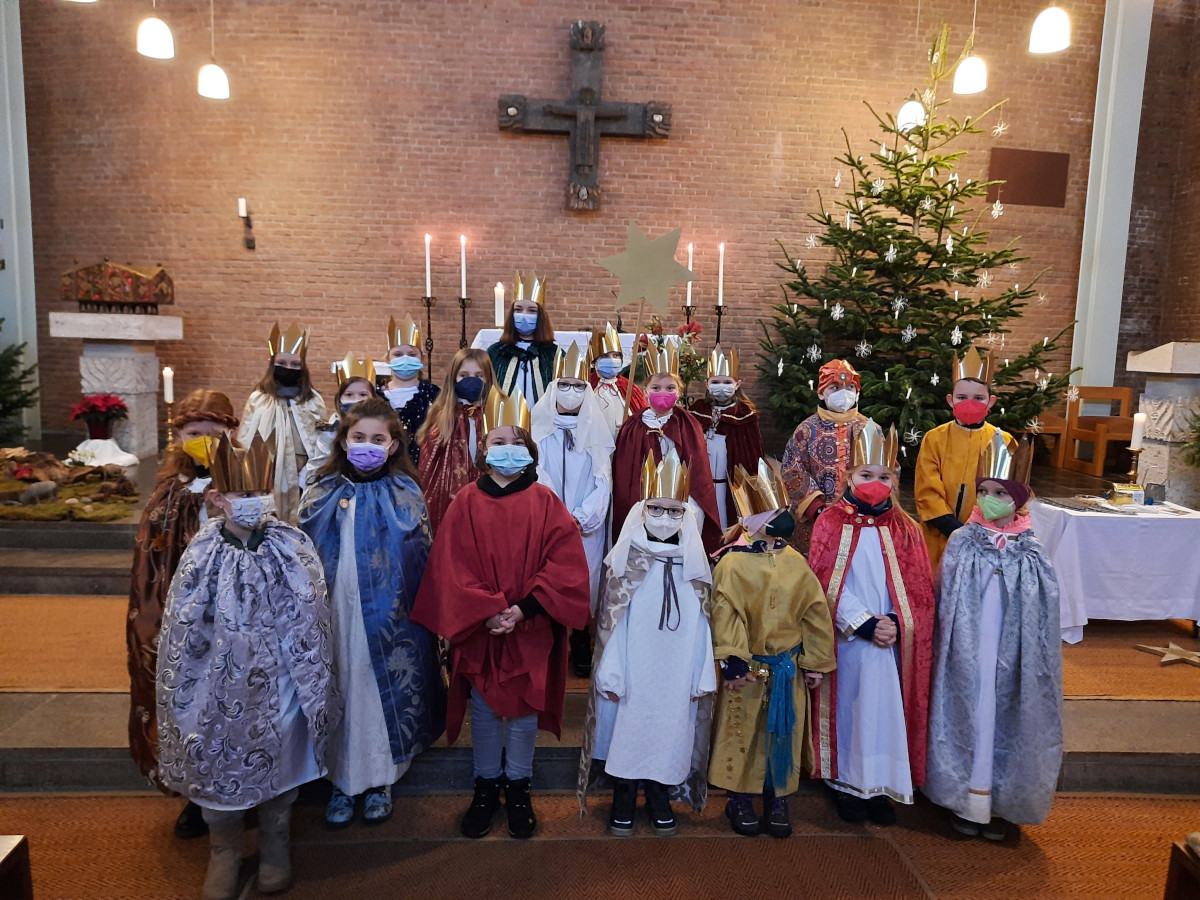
[0,595,128,692]
[1062,619,1200,700]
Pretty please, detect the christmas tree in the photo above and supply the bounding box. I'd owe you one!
[0,318,39,446]
[759,25,1072,465]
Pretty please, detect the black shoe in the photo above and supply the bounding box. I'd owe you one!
[608,779,637,837]
[643,781,677,836]
[504,777,537,839]
[173,800,209,840]
[569,628,593,678]
[832,790,869,823]
[724,792,761,836]
[866,796,896,826]
[762,790,792,839]
[460,776,502,839]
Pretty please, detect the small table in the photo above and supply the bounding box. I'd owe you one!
[1029,499,1200,643]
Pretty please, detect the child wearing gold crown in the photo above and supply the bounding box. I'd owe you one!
[577,449,716,837]
[382,316,439,463]
[708,459,835,838]
[588,322,647,437]
[807,420,935,827]
[926,433,1062,842]
[128,389,239,840]
[914,346,1015,573]
[487,272,559,404]
[156,434,339,900]
[238,323,329,525]
[689,344,764,532]
[411,386,590,841]
[303,355,379,488]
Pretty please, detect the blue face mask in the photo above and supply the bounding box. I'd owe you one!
[455,376,485,403]
[485,444,533,476]
[388,356,423,379]
[346,441,389,472]
[595,358,622,379]
[339,400,357,416]
[513,312,539,335]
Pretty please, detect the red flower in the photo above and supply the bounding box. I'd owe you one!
[70,393,129,423]
[677,321,703,337]
[635,334,650,352]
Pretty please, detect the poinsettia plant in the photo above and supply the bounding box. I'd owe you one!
[70,393,128,424]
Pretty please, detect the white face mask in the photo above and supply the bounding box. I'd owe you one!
[226,495,275,529]
[709,384,736,404]
[644,515,682,541]
[557,389,584,412]
[825,388,859,413]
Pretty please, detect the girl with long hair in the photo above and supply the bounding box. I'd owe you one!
[486,273,558,404]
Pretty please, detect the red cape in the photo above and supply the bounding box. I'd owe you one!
[806,502,935,785]
[689,399,765,526]
[410,479,591,743]
[612,408,722,553]
[588,373,647,415]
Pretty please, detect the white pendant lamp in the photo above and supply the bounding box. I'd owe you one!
[897,95,927,133]
[1029,5,1071,54]
[198,0,230,100]
[136,10,174,60]
[953,55,988,94]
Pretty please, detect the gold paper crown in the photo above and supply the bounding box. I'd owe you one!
[643,340,680,378]
[978,431,1034,484]
[851,419,900,470]
[953,345,994,384]
[554,341,592,381]
[707,344,739,379]
[590,322,622,358]
[641,449,690,502]
[334,352,377,386]
[482,385,531,433]
[210,433,276,494]
[267,323,308,360]
[386,315,421,350]
[512,271,546,307]
[730,457,789,517]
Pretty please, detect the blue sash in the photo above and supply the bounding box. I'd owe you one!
[753,643,802,791]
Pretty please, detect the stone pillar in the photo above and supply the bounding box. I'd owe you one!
[1127,342,1200,508]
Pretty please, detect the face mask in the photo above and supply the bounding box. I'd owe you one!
[557,388,584,412]
[596,358,622,379]
[953,398,990,426]
[709,384,736,404]
[226,495,275,529]
[644,515,682,541]
[388,356,423,379]
[852,480,892,506]
[181,435,215,467]
[513,312,539,335]
[339,400,358,416]
[455,376,485,403]
[648,391,677,414]
[486,444,534,476]
[826,388,859,413]
[978,494,1016,521]
[273,365,302,387]
[764,510,796,538]
[346,441,389,472]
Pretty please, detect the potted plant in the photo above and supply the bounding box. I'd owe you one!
[70,393,129,441]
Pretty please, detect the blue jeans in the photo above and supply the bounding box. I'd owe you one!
[469,687,538,781]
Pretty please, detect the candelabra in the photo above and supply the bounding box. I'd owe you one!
[682,304,693,326]
[713,304,725,345]
[458,296,471,349]
[1126,447,1144,485]
[164,402,176,451]
[421,295,436,377]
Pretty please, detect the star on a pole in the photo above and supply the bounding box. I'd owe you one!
[1135,643,1200,668]
[598,224,695,316]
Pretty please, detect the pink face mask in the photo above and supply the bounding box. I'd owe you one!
[647,391,677,414]
[953,398,990,426]
[852,480,892,506]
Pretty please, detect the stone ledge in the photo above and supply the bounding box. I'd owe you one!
[48,313,183,343]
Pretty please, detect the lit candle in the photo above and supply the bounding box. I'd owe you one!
[906,386,912,399]
[954,290,959,302]
[885,371,889,382]
[808,379,814,390]
[162,366,174,403]
[493,282,505,327]
[237,197,247,218]
[1043,336,1049,346]
[459,235,467,299]
[686,242,694,307]
[1131,412,1146,450]
[424,233,432,297]
[717,242,725,307]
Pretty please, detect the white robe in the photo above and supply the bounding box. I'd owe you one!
[827,527,914,803]
[592,533,716,784]
[704,430,729,532]
[593,378,627,438]
[964,527,1007,824]
[237,389,327,525]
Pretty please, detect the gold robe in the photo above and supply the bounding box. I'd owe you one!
[913,421,1013,573]
[708,544,836,795]
[237,389,327,525]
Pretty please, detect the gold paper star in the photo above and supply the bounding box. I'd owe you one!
[1134,643,1200,668]
[598,224,695,315]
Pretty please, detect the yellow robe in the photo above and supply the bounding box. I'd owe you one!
[708,545,835,795]
[913,421,1013,574]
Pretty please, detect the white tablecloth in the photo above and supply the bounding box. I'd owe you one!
[470,329,639,364]
[1028,500,1200,643]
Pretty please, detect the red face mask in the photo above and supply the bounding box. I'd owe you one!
[953,398,990,426]
[852,480,892,506]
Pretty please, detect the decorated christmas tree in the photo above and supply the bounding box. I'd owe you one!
[0,318,39,446]
[759,25,1072,465]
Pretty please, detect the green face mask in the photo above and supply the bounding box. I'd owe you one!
[978,494,1016,521]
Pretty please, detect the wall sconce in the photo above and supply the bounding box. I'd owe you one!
[238,197,255,250]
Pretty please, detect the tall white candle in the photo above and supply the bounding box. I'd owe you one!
[686,242,693,307]
[459,234,467,299]
[494,282,505,327]
[424,233,432,297]
[237,197,247,218]
[717,242,725,307]
[162,366,174,403]
[1131,412,1146,450]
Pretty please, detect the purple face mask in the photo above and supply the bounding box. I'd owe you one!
[346,441,388,472]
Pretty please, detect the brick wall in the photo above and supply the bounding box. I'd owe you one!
[21,0,1107,452]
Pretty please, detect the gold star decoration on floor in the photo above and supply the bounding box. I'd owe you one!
[1134,643,1200,668]
[598,223,695,316]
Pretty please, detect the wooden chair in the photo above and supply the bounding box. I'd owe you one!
[1060,386,1135,477]
[1033,412,1067,468]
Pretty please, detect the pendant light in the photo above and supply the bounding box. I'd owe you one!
[136,2,174,60]
[953,0,988,95]
[198,0,230,100]
[897,94,927,133]
[1029,5,1071,54]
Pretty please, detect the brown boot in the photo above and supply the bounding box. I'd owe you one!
[200,807,245,900]
[256,788,297,894]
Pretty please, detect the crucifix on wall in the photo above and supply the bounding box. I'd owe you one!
[498,21,672,211]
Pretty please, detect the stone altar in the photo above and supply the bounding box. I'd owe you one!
[1127,342,1200,508]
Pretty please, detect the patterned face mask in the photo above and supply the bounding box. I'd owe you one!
[226,495,275,529]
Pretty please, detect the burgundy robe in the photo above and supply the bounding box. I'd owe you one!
[689,398,765,527]
[417,403,483,535]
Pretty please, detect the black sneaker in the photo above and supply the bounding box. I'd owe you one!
[460,776,502,839]
[724,792,761,836]
[173,800,209,840]
[643,781,677,836]
[504,777,537,839]
[866,796,896,826]
[831,789,869,823]
[569,628,593,678]
[763,792,792,839]
[608,779,637,837]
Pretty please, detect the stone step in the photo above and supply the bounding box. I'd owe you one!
[0,548,132,595]
[0,520,137,552]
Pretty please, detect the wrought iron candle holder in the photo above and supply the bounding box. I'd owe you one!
[458,297,471,349]
[713,304,725,345]
[421,296,436,377]
[683,304,693,326]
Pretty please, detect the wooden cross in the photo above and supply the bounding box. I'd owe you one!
[498,21,672,211]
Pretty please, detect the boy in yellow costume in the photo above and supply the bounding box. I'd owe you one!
[913,347,1014,573]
